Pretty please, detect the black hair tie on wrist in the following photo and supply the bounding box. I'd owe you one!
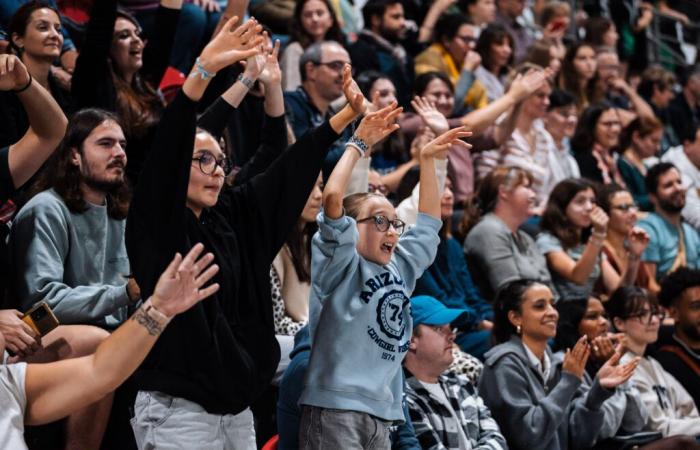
[12,73,33,93]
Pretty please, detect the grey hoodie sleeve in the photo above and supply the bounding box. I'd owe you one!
[567,377,615,449]
[581,375,646,440]
[311,212,360,298]
[392,213,442,292]
[479,355,582,449]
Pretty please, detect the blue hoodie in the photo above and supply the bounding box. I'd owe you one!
[300,212,441,421]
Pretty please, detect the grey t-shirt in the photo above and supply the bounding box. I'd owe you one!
[0,361,28,450]
[536,232,601,301]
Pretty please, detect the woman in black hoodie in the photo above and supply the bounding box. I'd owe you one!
[125,16,384,448]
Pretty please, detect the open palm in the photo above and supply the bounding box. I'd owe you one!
[258,39,282,86]
[420,126,472,160]
[411,96,448,135]
[597,351,639,389]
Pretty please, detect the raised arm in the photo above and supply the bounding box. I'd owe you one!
[23,245,219,426]
[141,0,183,85]
[0,55,67,191]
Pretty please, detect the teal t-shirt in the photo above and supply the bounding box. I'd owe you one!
[638,213,700,280]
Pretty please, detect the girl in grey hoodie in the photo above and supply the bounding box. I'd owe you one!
[479,280,640,450]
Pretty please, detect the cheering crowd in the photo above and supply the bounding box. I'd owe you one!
[2,0,700,449]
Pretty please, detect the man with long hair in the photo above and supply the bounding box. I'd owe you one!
[9,108,139,329]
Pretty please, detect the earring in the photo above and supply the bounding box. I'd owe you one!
[516,325,521,335]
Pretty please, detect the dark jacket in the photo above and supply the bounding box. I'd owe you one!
[125,91,340,414]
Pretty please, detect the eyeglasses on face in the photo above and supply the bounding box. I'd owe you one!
[611,203,639,212]
[430,325,457,337]
[356,214,406,235]
[315,60,348,72]
[455,34,477,44]
[628,309,666,324]
[368,183,389,195]
[192,151,233,176]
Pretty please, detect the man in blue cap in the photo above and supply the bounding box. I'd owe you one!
[403,295,506,450]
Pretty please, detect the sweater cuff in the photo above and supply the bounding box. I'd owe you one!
[415,213,443,232]
[585,377,615,411]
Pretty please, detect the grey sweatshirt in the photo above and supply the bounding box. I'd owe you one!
[10,189,130,328]
[479,337,614,450]
[301,212,441,421]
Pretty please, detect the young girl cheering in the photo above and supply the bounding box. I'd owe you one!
[299,105,470,448]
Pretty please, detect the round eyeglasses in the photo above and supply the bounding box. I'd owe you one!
[356,215,406,236]
[192,151,233,176]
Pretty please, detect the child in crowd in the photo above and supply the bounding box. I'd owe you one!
[299,94,470,448]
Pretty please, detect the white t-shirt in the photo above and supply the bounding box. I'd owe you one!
[419,380,472,450]
[0,362,28,450]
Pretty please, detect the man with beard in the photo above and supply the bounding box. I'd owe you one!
[9,108,139,329]
[284,41,353,176]
[662,124,700,230]
[657,267,700,408]
[348,0,414,107]
[638,162,700,281]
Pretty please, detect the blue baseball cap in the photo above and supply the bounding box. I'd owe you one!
[411,296,468,328]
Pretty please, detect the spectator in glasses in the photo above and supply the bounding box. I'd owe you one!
[415,14,488,114]
[572,101,625,185]
[608,286,700,439]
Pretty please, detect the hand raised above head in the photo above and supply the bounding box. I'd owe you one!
[342,64,369,115]
[353,102,403,149]
[419,126,472,160]
[411,96,448,135]
[258,38,282,86]
[197,17,265,75]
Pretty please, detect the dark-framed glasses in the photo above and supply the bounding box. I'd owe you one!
[628,309,666,324]
[611,203,639,212]
[192,151,233,176]
[316,60,348,72]
[356,215,406,235]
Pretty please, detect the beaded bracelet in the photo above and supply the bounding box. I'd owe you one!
[12,73,32,93]
[189,57,216,80]
[346,135,369,157]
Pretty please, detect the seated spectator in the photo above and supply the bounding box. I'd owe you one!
[668,65,700,146]
[597,184,658,293]
[572,101,625,185]
[538,1,570,64]
[656,267,700,409]
[492,0,533,64]
[499,63,555,209]
[480,279,638,450]
[465,0,496,30]
[537,178,648,300]
[638,65,679,153]
[584,16,619,49]
[558,41,597,109]
[608,286,700,439]
[1,2,74,148]
[543,89,580,182]
[414,178,493,359]
[120,0,219,74]
[9,108,137,328]
[639,162,700,281]
[279,0,345,91]
[463,167,554,300]
[71,0,181,181]
[414,14,488,113]
[403,295,507,450]
[348,0,414,107]
[523,38,562,75]
[1,244,220,449]
[270,175,322,377]
[553,296,648,444]
[617,117,664,211]
[284,40,353,176]
[662,124,700,230]
[474,23,513,102]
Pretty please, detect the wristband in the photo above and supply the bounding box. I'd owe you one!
[346,135,369,157]
[237,74,255,90]
[12,73,32,93]
[190,57,216,80]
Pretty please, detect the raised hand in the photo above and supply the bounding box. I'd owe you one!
[0,54,31,92]
[342,64,369,115]
[591,334,616,362]
[597,349,639,389]
[354,102,403,148]
[0,309,40,358]
[410,126,436,160]
[150,243,220,317]
[411,96,449,135]
[590,206,609,235]
[198,17,264,75]
[420,126,472,160]
[258,39,282,86]
[562,335,590,380]
[627,226,650,257]
[508,69,547,102]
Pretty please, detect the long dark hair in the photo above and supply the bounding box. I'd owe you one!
[475,23,514,75]
[289,0,345,48]
[111,10,164,139]
[8,1,61,54]
[540,178,596,249]
[285,220,317,283]
[32,108,131,220]
[558,41,596,108]
[492,279,542,344]
[570,101,615,155]
[552,298,589,352]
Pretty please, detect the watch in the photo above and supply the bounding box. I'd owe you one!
[347,135,369,157]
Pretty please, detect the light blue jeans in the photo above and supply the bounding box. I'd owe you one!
[130,390,256,450]
[299,405,391,450]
